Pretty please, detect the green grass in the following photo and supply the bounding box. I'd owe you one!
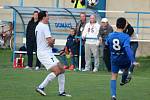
[0,50,150,100]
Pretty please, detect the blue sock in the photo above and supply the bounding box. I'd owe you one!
[122,72,128,83]
[111,80,116,97]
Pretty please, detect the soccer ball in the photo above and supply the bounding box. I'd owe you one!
[88,0,99,7]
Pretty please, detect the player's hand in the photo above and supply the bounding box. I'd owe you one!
[133,62,140,67]
[47,37,55,47]
[99,37,103,45]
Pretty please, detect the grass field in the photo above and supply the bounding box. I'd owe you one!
[0,49,150,100]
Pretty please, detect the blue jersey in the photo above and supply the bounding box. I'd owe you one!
[106,32,131,65]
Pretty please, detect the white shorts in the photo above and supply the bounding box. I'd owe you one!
[37,52,59,70]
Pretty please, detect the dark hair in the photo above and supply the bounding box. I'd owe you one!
[70,28,76,35]
[38,11,47,21]
[116,17,126,29]
[30,11,39,21]
[33,11,38,14]
[70,28,76,32]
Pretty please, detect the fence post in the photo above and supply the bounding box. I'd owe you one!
[79,36,82,71]
[19,0,23,7]
[56,0,59,8]
[12,10,17,66]
[136,13,140,34]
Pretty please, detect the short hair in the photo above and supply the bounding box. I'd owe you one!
[116,17,126,29]
[80,12,86,16]
[70,28,76,32]
[38,11,47,21]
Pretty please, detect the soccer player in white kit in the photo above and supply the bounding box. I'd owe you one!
[35,11,71,97]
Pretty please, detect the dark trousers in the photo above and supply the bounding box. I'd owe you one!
[26,41,41,68]
[103,46,111,72]
[129,42,138,72]
[130,42,138,59]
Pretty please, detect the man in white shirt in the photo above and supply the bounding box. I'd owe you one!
[35,11,71,97]
[82,15,100,72]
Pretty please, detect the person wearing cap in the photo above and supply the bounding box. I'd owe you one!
[98,18,113,72]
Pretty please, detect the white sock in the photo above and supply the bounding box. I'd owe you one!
[58,73,65,94]
[39,72,56,88]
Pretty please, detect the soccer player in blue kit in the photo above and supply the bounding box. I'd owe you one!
[106,17,136,100]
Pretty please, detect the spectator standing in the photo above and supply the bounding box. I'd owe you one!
[98,18,113,72]
[123,21,139,73]
[71,0,86,8]
[82,15,100,72]
[24,11,41,70]
[76,12,86,69]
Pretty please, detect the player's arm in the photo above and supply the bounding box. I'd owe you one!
[124,37,135,63]
[44,25,54,47]
[125,46,135,63]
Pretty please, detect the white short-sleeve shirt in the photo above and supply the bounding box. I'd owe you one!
[35,22,52,53]
[35,22,59,70]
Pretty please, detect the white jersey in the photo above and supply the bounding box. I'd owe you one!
[82,22,100,44]
[35,22,52,54]
[35,22,59,70]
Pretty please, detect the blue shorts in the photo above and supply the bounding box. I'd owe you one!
[111,62,132,73]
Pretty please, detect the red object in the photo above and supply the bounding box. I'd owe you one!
[64,65,69,69]
[13,54,24,68]
[68,65,75,70]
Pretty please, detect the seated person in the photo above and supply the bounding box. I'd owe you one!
[60,28,79,70]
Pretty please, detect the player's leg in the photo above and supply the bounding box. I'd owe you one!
[120,68,129,86]
[57,63,71,97]
[120,63,131,86]
[110,65,119,100]
[111,72,118,100]
[36,55,71,97]
[36,55,61,96]
[36,65,60,96]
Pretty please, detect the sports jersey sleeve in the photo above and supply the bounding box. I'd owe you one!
[124,36,135,62]
[123,36,130,48]
[125,46,135,63]
[44,25,52,38]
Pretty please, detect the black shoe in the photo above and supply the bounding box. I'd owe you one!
[120,76,132,86]
[59,92,72,97]
[111,96,116,100]
[36,87,46,96]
